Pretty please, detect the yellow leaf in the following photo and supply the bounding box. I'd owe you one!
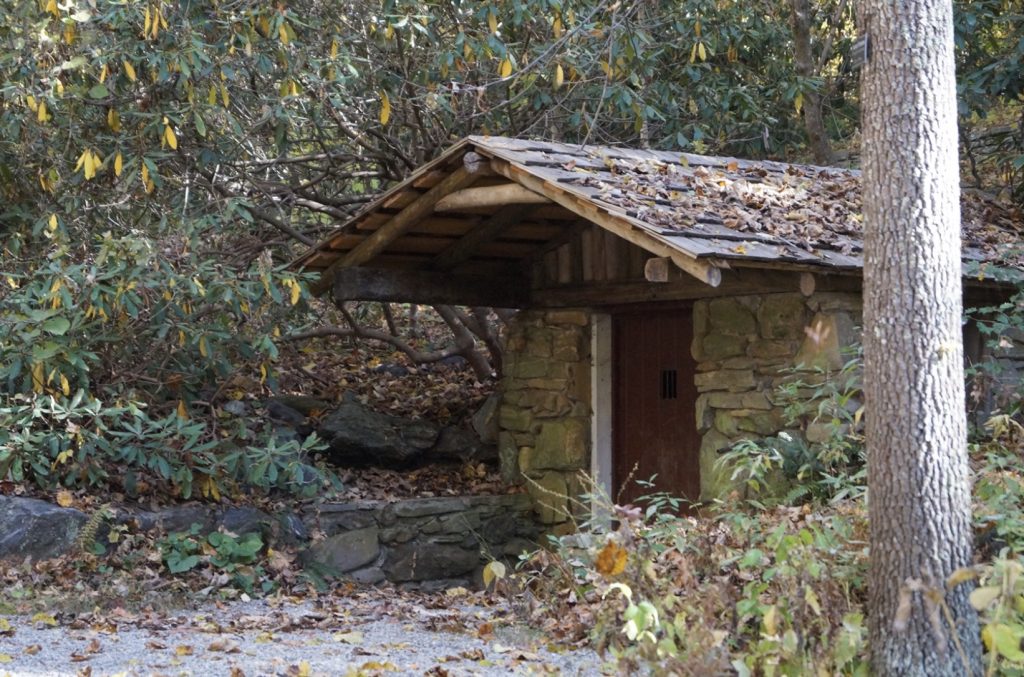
[379,91,391,126]
[595,541,628,576]
[143,6,151,37]
[331,38,339,59]
[63,22,75,44]
[763,604,778,635]
[488,11,498,34]
[60,373,70,396]
[0,654,10,664]
[690,43,698,63]
[25,95,37,112]
[175,645,193,656]
[99,63,108,83]
[31,613,57,627]
[482,561,506,587]
[178,329,186,347]
[37,100,49,123]
[164,124,178,150]
[177,400,189,420]
[259,363,268,383]
[198,336,208,357]
[278,22,289,44]
[554,64,564,89]
[499,58,512,78]
[697,42,707,61]
[221,84,229,107]
[75,149,88,172]
[48,213,58,231]
[45,0,58,17]
[114,152,123,177]
[56,489,74,508]
[290,281,301,305]
[384,23,394,40]
[297,660,311,677]
[123,60,136,82]
[794,92,803,114]
[108,108,121,132]
[553,16,563,39]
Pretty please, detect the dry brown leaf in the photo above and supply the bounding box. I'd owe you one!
[595,541,628,576]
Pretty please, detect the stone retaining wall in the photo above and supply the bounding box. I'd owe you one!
[497,310,592,528]
[692,291,861,497]
[302,494,539,589]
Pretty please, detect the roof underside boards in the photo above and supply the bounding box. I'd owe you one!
[292,136,1024,290]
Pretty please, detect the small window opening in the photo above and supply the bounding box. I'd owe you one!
[660,369,678,399]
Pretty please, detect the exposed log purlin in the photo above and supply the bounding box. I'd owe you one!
[332,267,527,308]
[310,161,482,296]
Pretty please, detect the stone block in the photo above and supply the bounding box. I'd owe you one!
[708,298,757,336]
[523,377,569,391]
[392,497,468,518]
[693,300,709,337]
[795,312,849,371]
[525,327,553,357]
[695,394,714,431]
[700,334,747,360]
[748,339,797,359]
[741,392,773,410]
[498,432,522,485]
[498,405,534,432]
[694,369,755,392]
[303,527,380,574]
[510,356,548,379]
[707,392,747,409]
[735,411,785,435]
[546,310,589,326]
[758,294,807,340]
[527,472,570,524]
[552,332,581,361]
[714,410,740,437]
[383,543,480,582]
[533,418,588,470]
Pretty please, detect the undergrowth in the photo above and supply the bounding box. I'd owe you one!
[514,350,1024,675]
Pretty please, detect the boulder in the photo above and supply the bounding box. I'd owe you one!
[429,425,497,463]
[318,398,440,466]
[470,393,500,445]
[303,527,381,574]
[383,543,480,582]
[0,496,87,560]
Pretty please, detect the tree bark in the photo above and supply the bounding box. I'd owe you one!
[790,0,834,165]
[860,0,982,673]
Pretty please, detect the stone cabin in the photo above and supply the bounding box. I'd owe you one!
[293,136,1023,527]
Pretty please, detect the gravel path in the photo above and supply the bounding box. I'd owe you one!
[0,594,606,676]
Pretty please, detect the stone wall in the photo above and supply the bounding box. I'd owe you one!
[692,292,862,498]
[302,494,538,590]
[497,310,592,527]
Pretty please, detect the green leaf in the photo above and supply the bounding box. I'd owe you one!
[88,84,110,99]
[41,317,70,336]
[194,111,207,137]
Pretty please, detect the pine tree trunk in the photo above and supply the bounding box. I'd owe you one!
[860,0,983,673]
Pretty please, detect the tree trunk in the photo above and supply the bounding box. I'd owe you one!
[790,0,834,165]
[860,0,982,673]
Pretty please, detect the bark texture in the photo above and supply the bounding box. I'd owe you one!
[860,0,982,673]
[790,0,834,165]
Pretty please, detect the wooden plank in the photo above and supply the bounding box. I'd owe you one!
[381,190,421,210]
[581,228,594,282]
[570,234,584,283]
[557,244,572,284]
[532,267,861,307]
[430,204,536,271]
[592,223,606,282]
[332,267,528,307]
[604,228,622,280]
[504,223,563,241]
[487,157,722,287]
[310,162,484,296]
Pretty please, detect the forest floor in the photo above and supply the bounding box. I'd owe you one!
[0,590,606,676]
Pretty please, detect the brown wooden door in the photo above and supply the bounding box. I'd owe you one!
[612,308,701,505]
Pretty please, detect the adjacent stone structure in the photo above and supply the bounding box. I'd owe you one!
[691,291,861,497]
[497,310,592,526]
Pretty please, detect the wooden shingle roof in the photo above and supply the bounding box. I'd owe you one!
[293,136,1024,296]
